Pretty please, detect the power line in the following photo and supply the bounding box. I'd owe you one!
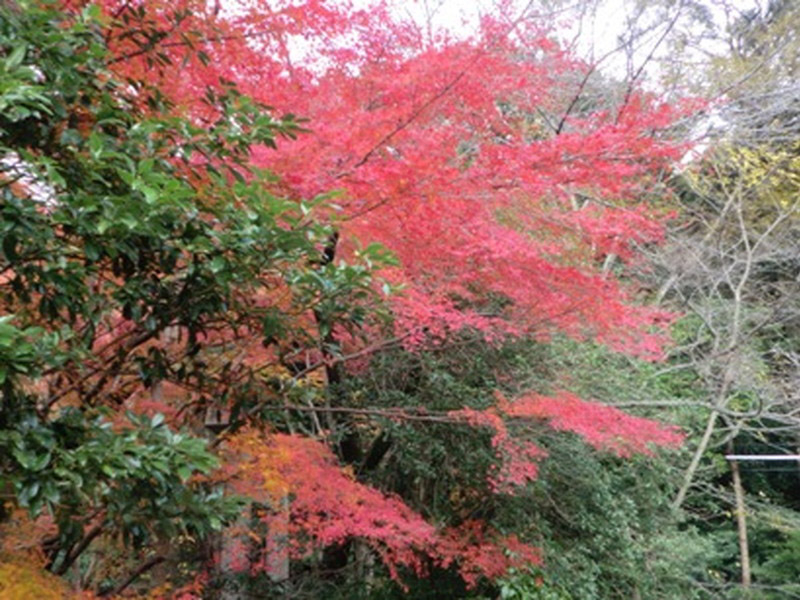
[725,454,800,461]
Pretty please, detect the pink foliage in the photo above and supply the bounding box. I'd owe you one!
[230,432,435,579]
[229,431,543,585]
[504,391,685,457]
[98,0,690,358]
[451,390,683,493]
[437,521,541,588]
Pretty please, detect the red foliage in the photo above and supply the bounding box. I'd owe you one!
[501,391,685,457]
[451,406,547,493]
[228,431,436,579]
[437,521,541,589]
[94,0,687,358]
[79,0,691,588]
[227,430,543,586]
[452,391,682,494]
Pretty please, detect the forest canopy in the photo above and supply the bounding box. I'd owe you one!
[2,0,798,598]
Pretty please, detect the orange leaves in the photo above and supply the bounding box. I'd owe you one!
[0,555,91,599]
[0,509,56,566]
[221,397,679,587]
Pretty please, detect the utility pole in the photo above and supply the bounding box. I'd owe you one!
[727,447,751,590]
[723,453,800,592]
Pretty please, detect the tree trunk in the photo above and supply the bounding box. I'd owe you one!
[672,410,717,510]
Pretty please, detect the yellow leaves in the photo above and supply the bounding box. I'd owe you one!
[729,145,800,199]
[132,583,174,600]
[0,556,85,600]
[261,468,290,500]
[687,142,800,225]
[260,360,327,389]
[225,430,292,502]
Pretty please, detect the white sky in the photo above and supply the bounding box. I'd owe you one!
[388,0,765,87]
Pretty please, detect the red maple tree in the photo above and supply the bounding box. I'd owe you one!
[76,0,687,590]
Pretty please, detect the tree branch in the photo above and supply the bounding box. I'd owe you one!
[101,555,166,597]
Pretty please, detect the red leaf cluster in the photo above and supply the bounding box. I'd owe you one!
[504,391,685,457]
[451,391,682,493]
[438,521,541,589]
[94,0,689,357]
[227,430,541,585]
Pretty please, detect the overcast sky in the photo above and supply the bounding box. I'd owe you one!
[389,0,765,85]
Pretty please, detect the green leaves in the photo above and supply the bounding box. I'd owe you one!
[0,40,53,125]
[0,4,417,595]
[0,407,241,546]
[0,316,51,385]
[0,3,391,586]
